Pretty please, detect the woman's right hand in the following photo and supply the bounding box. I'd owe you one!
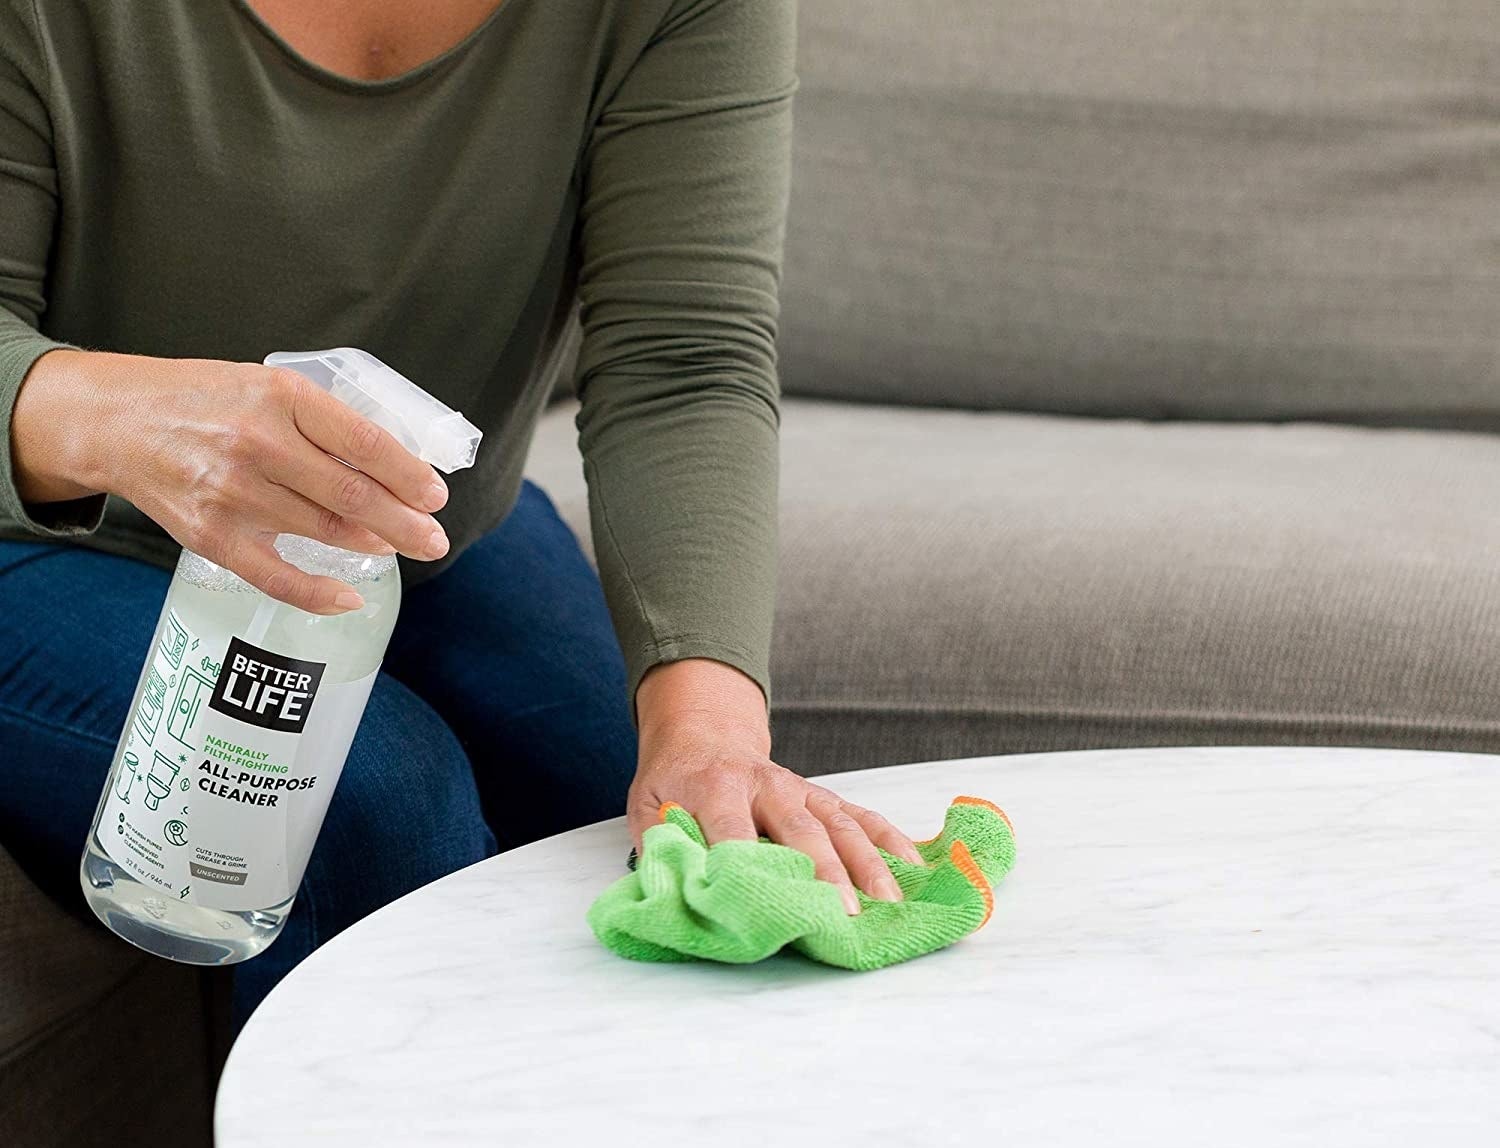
[11,349,452,613]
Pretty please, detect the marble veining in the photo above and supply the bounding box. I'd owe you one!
[216,746,1500,1146]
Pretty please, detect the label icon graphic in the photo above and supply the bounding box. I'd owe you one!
[169,666,215,747]
[144,751,180,810]
[115,751,140,802]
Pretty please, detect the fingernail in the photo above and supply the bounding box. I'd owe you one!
[423,480,448,511]
[842,887,861,915]
[425,529,450,559]
[873,874,903,902]
[334,590,364,611]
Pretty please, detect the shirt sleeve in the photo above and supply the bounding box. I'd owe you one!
[0,0,100,537]
[574,0,796,712]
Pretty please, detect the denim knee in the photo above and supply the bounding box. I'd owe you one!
[284,675,494,952]
[231,675,495,1025]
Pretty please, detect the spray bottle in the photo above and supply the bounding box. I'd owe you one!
[80,349,480,965]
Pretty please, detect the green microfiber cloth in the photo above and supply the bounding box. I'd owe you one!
[587,796,1016,970]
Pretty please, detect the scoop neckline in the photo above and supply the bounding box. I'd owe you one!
[228,0,515,94]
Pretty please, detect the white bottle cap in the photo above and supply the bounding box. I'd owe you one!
[264,348,482,474]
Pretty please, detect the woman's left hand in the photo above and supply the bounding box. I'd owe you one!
[629,660,923,915]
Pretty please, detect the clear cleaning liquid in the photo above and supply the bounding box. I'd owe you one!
[80,538,400,965]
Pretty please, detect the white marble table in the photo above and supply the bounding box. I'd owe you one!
[216,746,1500,1146]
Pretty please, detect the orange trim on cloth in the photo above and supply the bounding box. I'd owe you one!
[953,794,1015,834]
[948,839,994,927]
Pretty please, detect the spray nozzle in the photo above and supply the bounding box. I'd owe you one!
[264,348,482,474]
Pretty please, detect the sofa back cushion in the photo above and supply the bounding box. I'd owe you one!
[777,1,1500,428]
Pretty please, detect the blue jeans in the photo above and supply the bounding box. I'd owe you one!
[0,481,636,1026]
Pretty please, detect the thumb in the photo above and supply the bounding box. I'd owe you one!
[626,783,665,855]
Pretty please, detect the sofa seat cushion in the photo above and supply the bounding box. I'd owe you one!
[525,399,1500,774]
[0,844,214,1146]
[0,843,137,1060]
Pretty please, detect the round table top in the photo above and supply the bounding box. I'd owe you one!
[216,746,1500,1147]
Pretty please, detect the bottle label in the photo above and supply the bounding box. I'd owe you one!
[101,606,376,911]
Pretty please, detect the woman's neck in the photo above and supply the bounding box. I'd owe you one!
[241,0,505,82]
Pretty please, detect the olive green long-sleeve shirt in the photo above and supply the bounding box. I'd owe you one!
[0,0,792,703]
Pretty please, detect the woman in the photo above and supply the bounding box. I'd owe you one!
[0,0,920,1025]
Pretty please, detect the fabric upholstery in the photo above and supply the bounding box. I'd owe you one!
[0,844,214,1147]
[527,399,1500,774]
[777,1,1500,427]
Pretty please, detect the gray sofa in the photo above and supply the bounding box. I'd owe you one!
[4,2,1498,1144]
[533,0,1500,773]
